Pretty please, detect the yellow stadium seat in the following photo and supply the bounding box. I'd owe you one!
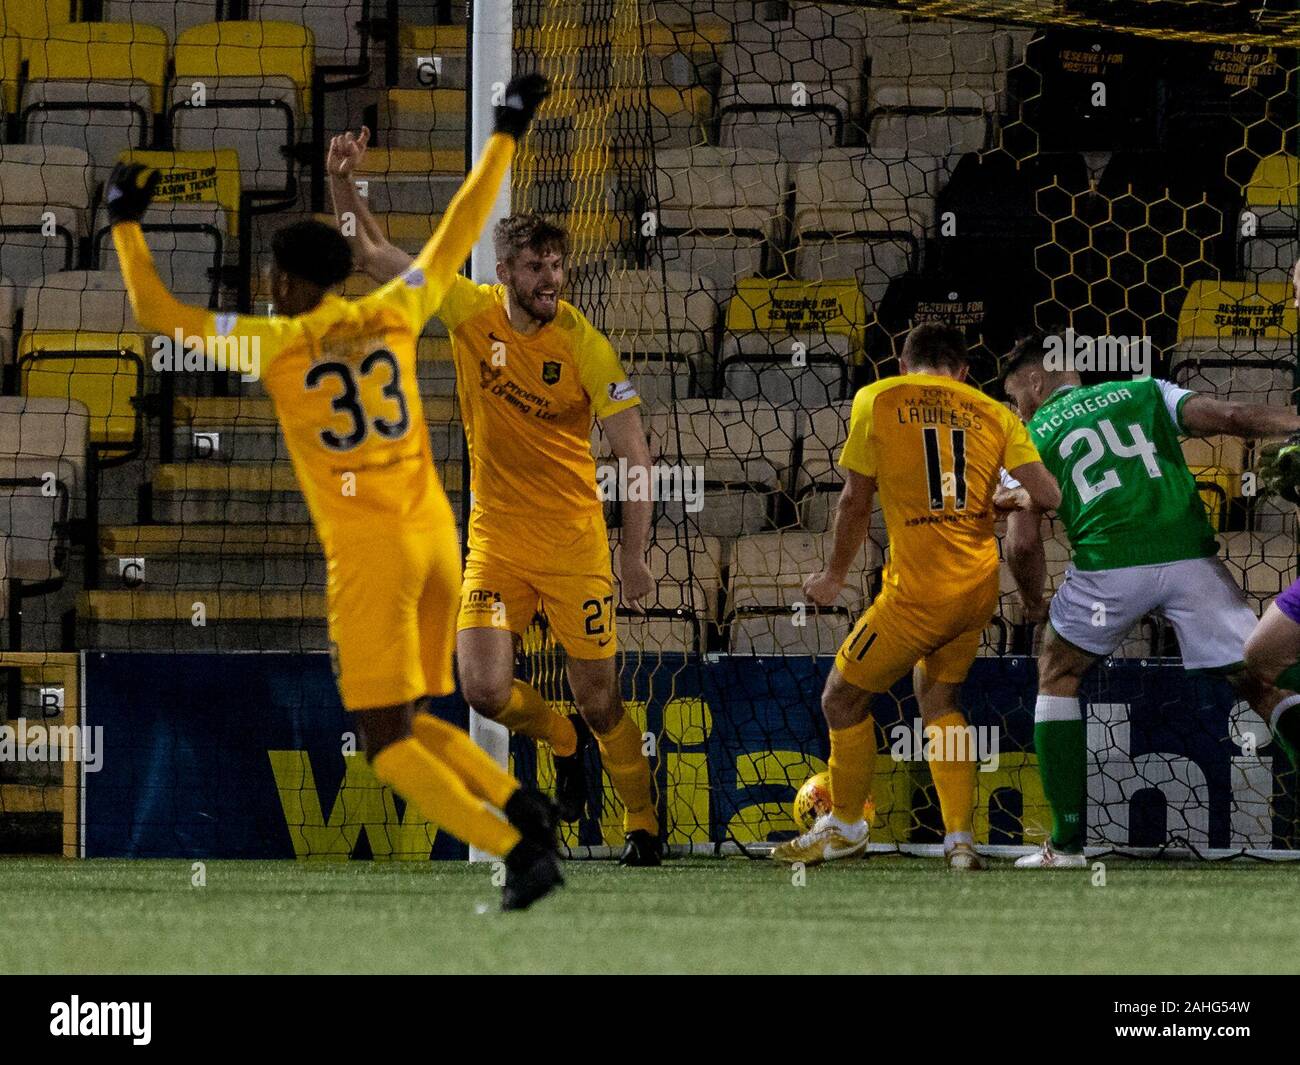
[0,34,18,114]
[383,88,466,150]
[115,148,242,234]
[357,147,464,176]
[0,0,71,61]
[27,22,168,111]
[173,21,315,115]
[1176,280,1297,343]
[20,24,168,183]
[18,331,145,452]
[1187,466,1234,531]
[1244,153,1298,210]
[171,22,313,194]
[352,147,466,220]
[400,23,468,51]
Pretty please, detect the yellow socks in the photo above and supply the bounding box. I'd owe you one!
[371,737,520,858]
[829,715,876,823]
[493,680,578,757]
[594,713,658,835]
[411,713,519,811]
[926,711,976,837]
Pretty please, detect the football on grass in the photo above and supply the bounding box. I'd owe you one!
[793,771,875,831]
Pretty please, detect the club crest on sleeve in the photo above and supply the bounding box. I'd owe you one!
[609,380,637,402]
[542,360,562,385]
[402,267,425,288]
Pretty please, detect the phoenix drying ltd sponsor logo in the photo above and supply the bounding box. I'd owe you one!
[50,997,151,1045]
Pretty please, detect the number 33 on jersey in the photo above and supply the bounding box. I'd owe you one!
[248,272,454,542]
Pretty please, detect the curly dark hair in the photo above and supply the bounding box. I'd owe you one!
[271,220,353,288]
[492,212,569,265]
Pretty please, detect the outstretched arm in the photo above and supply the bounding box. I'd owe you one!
[327,127,414,284]
[107,165,211,338]
[1180,393,1300,440]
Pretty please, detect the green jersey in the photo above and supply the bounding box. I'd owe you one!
[1019,378,1218,570]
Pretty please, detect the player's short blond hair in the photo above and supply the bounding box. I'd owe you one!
[493,213,569,265]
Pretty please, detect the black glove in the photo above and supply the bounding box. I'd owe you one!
[105,162,161,225]
[494,73,549,141]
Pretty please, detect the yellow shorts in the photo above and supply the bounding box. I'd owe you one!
[326,514,461,710]
[458,509,617,660]
[835,575,999,693]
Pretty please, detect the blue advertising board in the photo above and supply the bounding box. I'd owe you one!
[81,652,1298,858]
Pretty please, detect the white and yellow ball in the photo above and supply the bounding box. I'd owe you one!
[793,771,875,831]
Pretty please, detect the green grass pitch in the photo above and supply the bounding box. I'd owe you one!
[5,856,1299,974]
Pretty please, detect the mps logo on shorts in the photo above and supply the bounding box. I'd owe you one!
[466,588,500,604]
[541,361,562,385]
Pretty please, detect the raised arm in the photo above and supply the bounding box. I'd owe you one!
[327,127,414,284]
[409,74,549,308]
[107,164,210,338]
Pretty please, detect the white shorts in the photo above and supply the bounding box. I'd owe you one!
[1048,554,1257,670]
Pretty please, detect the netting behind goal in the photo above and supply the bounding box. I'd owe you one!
[507,0,1300,856]
[2,0,1299,858]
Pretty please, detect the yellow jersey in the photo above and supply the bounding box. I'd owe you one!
[112,133,517,554]
[439,278,639,522]
[839,373,1040,598]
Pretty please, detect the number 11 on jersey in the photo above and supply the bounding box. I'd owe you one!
[923,427,967,511]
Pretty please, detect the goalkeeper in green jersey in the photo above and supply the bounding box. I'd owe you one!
[999,336,1300,867]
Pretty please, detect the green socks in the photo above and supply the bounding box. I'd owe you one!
[1034,695,1086,853]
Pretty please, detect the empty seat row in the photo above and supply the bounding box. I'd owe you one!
[0,145,238,300]
[1,21,312,195]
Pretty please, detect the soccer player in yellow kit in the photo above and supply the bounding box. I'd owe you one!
[773,323,1061,870]
[108,75,566,909]
[328,133,661,865]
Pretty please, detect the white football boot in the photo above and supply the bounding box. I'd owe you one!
[1014,841,1087,869]
[771,814,869,865]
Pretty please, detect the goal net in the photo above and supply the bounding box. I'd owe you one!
[1,0,1297,859]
